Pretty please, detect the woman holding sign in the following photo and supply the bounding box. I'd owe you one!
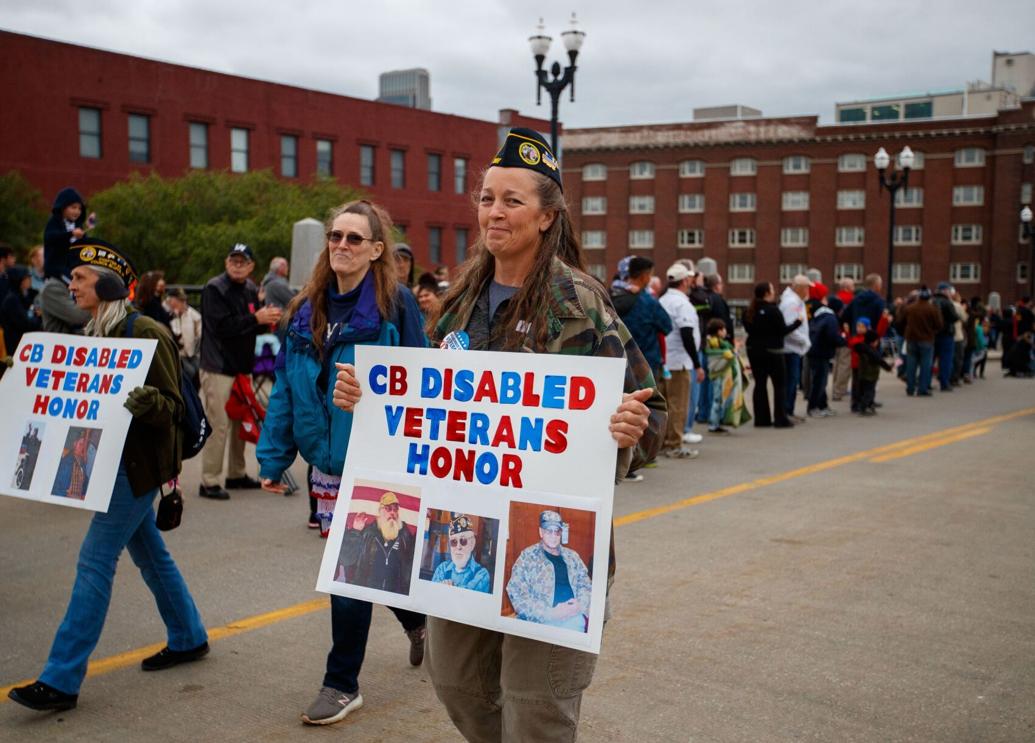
[8,239,208,713]
[332,129,665,741]
[255,200,429,726]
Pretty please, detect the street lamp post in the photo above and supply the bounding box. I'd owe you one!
[1021,205,1034,298]
[528,13,585,157]
[875,145,914,307]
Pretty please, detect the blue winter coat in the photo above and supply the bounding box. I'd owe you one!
[844,290,885,334]
[256,282,427,481]
[807,306,845,360]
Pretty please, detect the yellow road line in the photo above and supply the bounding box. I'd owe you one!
[3,406,1033,700]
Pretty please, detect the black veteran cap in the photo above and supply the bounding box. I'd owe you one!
[68,238,138,300]
[490,127,562,190]
[450,514,474,535]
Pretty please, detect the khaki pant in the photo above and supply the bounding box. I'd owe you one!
[660,369,690,450]
[831,346,852,400]
[199,370,246,487]
[426,617,597,743]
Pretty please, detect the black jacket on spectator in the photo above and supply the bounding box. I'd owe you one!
[807,306,845,360]
[744,301,802,352]
[200,272,261,375]
[932,294,959,338]
[0,268,41,351]
[43,187,87,281]
[844,289,885,334]
[708,291,735,342]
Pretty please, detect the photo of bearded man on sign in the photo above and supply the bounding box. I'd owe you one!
[337,491,417,595]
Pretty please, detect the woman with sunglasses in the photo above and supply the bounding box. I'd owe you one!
[255,200,428,727]
[331,129,666,741]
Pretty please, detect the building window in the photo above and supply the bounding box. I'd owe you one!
[782,191,809,211]
[454,157,468,194]
[629,230,654,249]
[780,227,809,247]
[1022,224,1032,244]
[428,226,442,264]
[835,263,865,282]
[895,187,924,207]
[910,151,925,170]
[1018,263,1030,282]
[838,153,866,172]
[839,107,866,123]
[954,148,986,167]
[837,190,865,209]
[1024,145,1034,165]
[582,231,606,249]
[316,139,333,176]
[783,155,810,174]
[892,263,921,282]
[1021,183,1032,205]
[587,264,607,282]
[360,145,375,186]
[230,127,249,173]
[280,135,298,178]
[455,228,468,264]
[78,107,102,159]
[952,185,984,206]
[128,113,150,163]
[189,122,208,169]
[871,104,900,121]
[677,229,704,248]
[426,153,442,192]
[391,149,406,189]
[730,158,757,176]
[729,192,756,211]
[629,195,655,214]
[951,224,983,244]
[949,262,981,283]
[677,193,704,213]
[679,159,705,177]
[582,163,607,181]
[835,226,865,246]
[629,161,655,179]
[779,264,807,283]
[728,228,756,248]
[582,196,606,215]
[894,225,922,245]
[728,264,755,283]
[904,101,933,119]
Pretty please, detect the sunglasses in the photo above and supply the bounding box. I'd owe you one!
[449,537,470,548]
[327,230,374,246]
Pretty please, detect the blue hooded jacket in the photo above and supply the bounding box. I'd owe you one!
[256,277,427,481]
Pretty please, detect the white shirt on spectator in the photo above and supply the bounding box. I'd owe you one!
[779,286,811,355]
[659,288,700,370]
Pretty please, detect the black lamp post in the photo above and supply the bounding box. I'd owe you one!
[1022,205,1034,297]
[874,145,914,307]
[528,13,585,157]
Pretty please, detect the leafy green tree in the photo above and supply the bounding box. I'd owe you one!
[0,171,48,253]
[88,170,360,284]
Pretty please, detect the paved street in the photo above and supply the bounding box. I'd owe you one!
[2,370,1034,742]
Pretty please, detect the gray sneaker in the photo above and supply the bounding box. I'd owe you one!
[300,686,363,726]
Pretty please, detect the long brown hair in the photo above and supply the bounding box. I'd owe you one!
[430,170,585,349]
[135,270,164,308]
[285,199,398,354]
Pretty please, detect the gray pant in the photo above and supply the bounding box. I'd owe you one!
[40,278,89,334]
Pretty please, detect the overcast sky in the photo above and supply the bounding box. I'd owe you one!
[3,0,1034,128]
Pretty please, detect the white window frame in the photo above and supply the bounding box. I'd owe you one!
[835,263,865,282]
[728,264,755,283]
[729,158,757,176]
[582,163,607,181]
[952,185,984,206]
[893,225,922,245]
[779,264,807,283]
[581,230,606,249]
[677,229,704,248]
[679,159,705,177]
[1021,183,1032,205]
[587,264,607,282]
[910,151,925,170]
[581,196,607,215]
[895,187,924,207]
[628,229,654,249]
[230,127,249,173]
[1024,145,1034,165]
[728,228,756,248]
[949,262,981,283]
[954,148,986,167]
[189,122,208,170]
[780,227,809,247]
[678,193,704,213]
[79,107,102,159]
[781,191,809,211]
[951,224,983,245]
[892,263,921,282]
[1018,263,1030,282]
[629,195,655,214]
[837,153,866,172]
[837,190,866,210]
[729,192,757,211]
[835,226,865,246]
[629,161,655,179]
[783,155,810,174]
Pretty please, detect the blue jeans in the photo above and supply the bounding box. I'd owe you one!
[905,341,934,394]
[40,468,207,695]
[696,369,713,423]
[784,353,803,416]
[934,334,954,390]
[708,377,724,428]
[325,595,425,694]
[685,370,702,432]
[807,357,830,411]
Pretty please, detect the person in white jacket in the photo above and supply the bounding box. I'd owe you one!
[779,275,812,421]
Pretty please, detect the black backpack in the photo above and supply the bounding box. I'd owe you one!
[124,312,211,460]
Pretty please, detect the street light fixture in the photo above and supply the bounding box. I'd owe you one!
[528,13,585,157]
[1022,205,1034,297]
[875,145,913,306]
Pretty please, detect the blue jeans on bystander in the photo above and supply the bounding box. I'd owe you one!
[905,340,935,395]
[784,353,803,416]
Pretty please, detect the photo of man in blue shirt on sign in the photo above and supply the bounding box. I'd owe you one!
[431,514,491,593]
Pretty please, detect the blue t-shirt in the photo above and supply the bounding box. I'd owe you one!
[545,550,574,606]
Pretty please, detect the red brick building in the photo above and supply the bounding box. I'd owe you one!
[563,106,1035,304]
[0,31,551,270]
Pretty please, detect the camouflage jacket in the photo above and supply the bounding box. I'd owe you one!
[432,257,668,583]
[506,543,593,624]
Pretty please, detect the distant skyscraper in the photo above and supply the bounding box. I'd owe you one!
[378,68,431,110]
